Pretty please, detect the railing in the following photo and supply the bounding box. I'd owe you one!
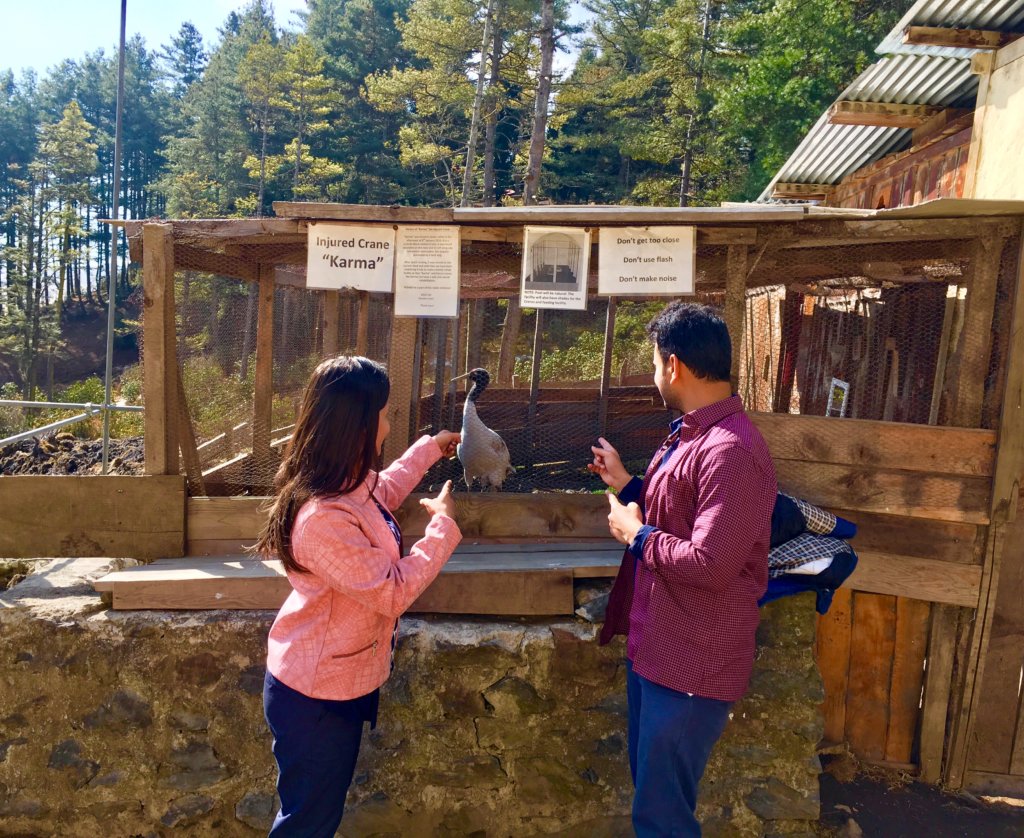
[0,400,145,456]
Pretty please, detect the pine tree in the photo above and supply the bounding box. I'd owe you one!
[161,22,208,99]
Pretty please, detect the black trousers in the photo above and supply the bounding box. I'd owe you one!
[263,670,378,837]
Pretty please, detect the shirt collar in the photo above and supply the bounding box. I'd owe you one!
[677,394,744,436]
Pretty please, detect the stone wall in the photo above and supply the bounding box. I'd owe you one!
[0,559,822,837]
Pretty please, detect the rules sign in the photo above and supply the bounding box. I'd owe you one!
[598,226,695,296]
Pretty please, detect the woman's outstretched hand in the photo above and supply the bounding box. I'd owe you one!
[420,479,456,519]
[433,430,460,457]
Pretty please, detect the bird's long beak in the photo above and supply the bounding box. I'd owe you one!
[450,372,471,383]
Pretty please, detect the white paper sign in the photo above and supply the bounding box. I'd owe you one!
[598,226,695,296]
[306,223,396,292]
[394,226,461,318]
[520,226,591,311]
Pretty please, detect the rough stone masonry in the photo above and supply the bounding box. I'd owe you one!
[0,559,822,837]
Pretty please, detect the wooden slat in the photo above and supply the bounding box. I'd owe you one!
[274,202,455,222]
[903,25,1019,51]
[598,299,616,438]
[962,770,1024,797]
[846,593,898,761]
[0,475,185,559]
[774,459,991,524]
[834,510,980,565]
[885,598,932,764]
[919,604,960,783]
[142,223,178,476]
[356,290,370,356]
[751,412,996,477]
[410,569,573,614]
[772,183,833,200]
[322,291,340,356]
[175,364,205,496]
[848,553,981,608]
[816,587,853,745]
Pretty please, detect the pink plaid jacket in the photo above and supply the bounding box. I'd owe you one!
[267,436,461,700]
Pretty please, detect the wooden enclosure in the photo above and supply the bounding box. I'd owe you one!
[102,200,1024,795]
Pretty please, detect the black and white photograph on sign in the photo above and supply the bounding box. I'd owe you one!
[394,226,461,318]
[306,222,396,292]
[597,225,695,296]
[520,226,591,311]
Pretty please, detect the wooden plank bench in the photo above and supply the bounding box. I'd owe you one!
[93,541,625,615]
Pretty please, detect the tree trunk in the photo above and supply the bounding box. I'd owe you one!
[482,8,504,207]
[679,0,712,207]
[523,0,555,206]
[461,0,496,208]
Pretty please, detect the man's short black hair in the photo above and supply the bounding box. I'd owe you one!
[646,302,731,382]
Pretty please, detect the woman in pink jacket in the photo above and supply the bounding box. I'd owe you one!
[255,355,462,837]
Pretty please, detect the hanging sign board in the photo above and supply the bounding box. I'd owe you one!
[597,226,696,296]
[306,222,396,292]
[393,226,461,318]
[520,226,591,311]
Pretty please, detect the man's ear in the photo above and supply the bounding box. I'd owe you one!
[668,353,682,383]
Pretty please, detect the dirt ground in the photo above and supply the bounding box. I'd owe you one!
[817,754,1024,837]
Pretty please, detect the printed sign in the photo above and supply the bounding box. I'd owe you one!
[520,226,591,311]
[598,226,696,296]
[394,226,461,318]
[306,222,396,292]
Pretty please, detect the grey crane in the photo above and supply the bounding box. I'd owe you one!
[451,368,514,491]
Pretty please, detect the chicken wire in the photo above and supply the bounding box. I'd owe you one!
[145,230,1017,496]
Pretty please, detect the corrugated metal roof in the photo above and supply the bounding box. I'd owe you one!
[757,54,976,200]
[756,1,1024,203]
[877,0,1024,59]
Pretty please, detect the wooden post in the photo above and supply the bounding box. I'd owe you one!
[356,290,370,356]
[322,291,340,356]
[919,603,959,783]
[946,228,1024,788]
[252,265,275,466]
[724,244,749,392]
[447,303,466,429]
[384,314,419,465]
[598,298,617,439]
[175,363,206,496]
[928,285,958,425]
[466,299,485,372]
[142,222,179,476]
[410,319,424,438]
[526,309,544,473]
[497,297,522,386]
[947,234,1004,427]
[431,320,448,433]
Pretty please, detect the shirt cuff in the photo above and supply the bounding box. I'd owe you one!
[628,525,657,558]
[617,477,643,505]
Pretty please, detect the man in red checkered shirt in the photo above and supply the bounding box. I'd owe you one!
[590,302,777,837]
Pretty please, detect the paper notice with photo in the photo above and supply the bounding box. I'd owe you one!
[598,226,695,296]
[520,226,591,311]
[394,226,461,318]
[306,222,396,292]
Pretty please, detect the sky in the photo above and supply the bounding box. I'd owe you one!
[1,0,309,76]
[3,0,588,79]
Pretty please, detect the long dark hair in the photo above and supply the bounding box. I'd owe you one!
[255,356,390,573]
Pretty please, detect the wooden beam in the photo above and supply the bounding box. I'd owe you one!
[828,100,943,129]
[274,202,454,222]
[848,553,981,608]
[384,314,419,465]
[911,108,973,149]
[172,243,257,281]
[175,365,206,496]
[724,245,749,389]
[142,223,179,476]
[903,25,1020,51]
[356,290,370,355]
[598,298,617,439]
[496,297,522,386]
[771,183,834,200]
[252,265,275,464]
[0,475,185,559]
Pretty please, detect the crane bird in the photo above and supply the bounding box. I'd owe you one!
[451,368,514,491]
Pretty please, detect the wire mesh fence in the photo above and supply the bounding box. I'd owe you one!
[152,227,1018,497]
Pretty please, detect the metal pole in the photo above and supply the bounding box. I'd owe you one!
[102,0,127,473]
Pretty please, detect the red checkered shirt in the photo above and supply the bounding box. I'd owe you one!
[599,395,777,701]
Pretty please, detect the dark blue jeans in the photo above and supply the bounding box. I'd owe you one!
[626,660,733,837]
[263,671,376,838]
